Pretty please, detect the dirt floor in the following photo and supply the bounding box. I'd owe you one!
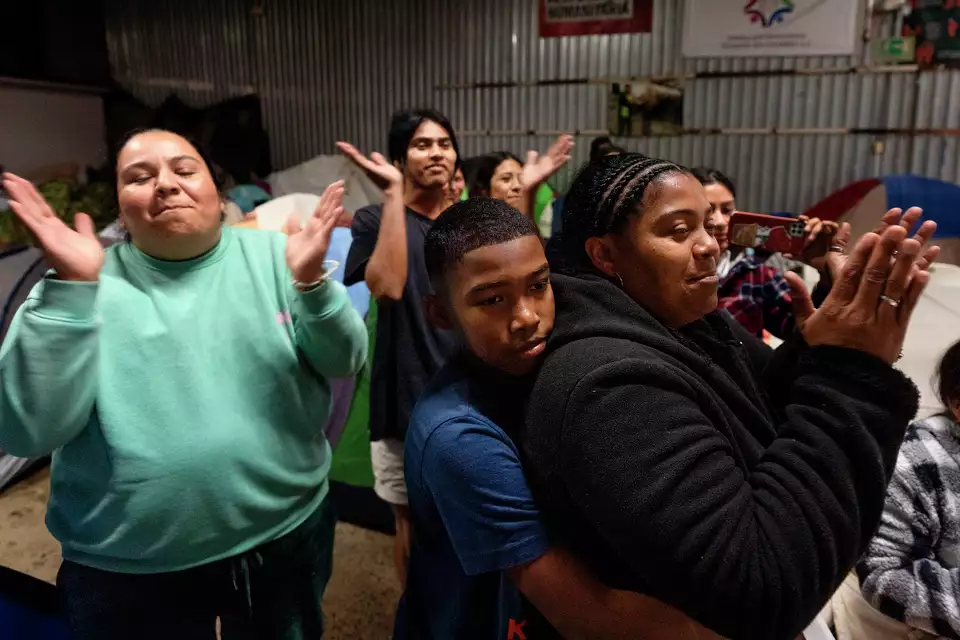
[0,467,402,639]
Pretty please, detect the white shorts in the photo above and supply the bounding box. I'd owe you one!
[370,438,407,506]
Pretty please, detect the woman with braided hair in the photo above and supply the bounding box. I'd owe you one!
[522,153,939,639]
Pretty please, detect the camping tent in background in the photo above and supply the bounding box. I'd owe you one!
[803,175,960,416]
[0,247,48,491]
[268,155,382,215]
[802,175,960,266]
[0,247,45,345]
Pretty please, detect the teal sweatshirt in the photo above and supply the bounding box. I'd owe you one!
[0,227,367,573]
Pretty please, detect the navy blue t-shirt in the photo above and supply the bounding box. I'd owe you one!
[396,359,555,640]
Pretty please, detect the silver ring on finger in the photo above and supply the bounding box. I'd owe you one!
[828,244,844,254]
[880,294,901,308]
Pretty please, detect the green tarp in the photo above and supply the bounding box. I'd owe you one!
[328,300,377,487]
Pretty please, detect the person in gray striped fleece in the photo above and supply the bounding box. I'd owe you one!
[859,338,960,639]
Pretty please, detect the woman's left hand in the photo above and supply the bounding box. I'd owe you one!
[520,134,575,191]
[285,180,345,284]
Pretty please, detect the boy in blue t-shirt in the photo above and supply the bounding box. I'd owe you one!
[395,198,711,640]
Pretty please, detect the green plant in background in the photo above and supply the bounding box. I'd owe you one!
[0,179,117,248]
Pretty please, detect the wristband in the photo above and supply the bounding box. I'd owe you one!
[293,260,340,292]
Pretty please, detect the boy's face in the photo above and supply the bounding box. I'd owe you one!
[404,120,456,190]
[432,235,555,376]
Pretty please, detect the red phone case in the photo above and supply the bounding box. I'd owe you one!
[728,212,806,255]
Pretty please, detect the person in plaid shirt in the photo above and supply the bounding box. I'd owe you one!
[691,167,836,339]
[857,339,960,639]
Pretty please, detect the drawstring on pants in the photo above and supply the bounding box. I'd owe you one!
[229,550,264,617]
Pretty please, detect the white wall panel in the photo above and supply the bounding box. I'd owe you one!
[0,83,107,176]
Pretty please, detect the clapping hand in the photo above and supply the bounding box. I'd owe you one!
[2,173,104,282]
[815,207,940,281]
[520,134,575,191]
[336,142,403,192]
[784,212,939,365]
[285,181,345,284]
[865,207,939,271]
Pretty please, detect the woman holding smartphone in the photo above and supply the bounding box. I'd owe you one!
[691,166,835,340]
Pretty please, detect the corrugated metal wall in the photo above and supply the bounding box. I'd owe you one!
[104,0,960,213]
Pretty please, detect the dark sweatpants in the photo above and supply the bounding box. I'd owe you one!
[57,497,336,640]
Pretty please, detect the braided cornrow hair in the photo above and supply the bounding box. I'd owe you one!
[554,152,688,275]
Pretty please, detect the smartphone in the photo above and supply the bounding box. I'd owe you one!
[728,212,807,255]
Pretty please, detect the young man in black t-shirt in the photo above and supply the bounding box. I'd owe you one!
[339,109,460,584]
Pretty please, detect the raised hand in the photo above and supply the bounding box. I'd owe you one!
[785,223,937,364]
[826,207,939,277]
[336,142,403,192]
[872,207,940,271]
[3,173,104,282]
[521,134,575,190]
[285,180,345,284]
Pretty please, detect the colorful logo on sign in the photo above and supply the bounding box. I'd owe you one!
[745,0,795,27]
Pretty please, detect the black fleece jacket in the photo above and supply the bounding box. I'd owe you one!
[522,273,919,640]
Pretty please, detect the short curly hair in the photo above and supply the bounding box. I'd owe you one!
[556,152,689,273]
[425,197,539,288]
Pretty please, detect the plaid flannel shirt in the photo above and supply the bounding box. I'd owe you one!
[858,414,960,639]
[717,251,795,339]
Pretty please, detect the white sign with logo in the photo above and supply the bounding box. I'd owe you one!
[682,0,860,58]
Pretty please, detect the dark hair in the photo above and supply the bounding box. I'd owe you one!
[589,136,626,163]
[387,108,460,166]
[465,151,523,197]
[936,339,960,411]
[425,197,540,286]
[690,166,737,199]
[116,127,225,192]
[557,153,688,273]
[460,156,482,194]
[114,128,227,240]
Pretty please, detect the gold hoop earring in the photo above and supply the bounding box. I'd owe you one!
[615,273,624,289]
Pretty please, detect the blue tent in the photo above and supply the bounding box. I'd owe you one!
[882,175,960,239]
[803,175,960,243]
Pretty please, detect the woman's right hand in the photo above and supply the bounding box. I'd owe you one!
[3,173,104,282]
[792,224,935,364]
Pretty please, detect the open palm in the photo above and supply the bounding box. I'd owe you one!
[521,134,575,189]
[285,180,345,284]
[336,142,403,191]
[3,173,104,282]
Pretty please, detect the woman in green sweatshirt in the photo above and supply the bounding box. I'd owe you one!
[0,129,368,640]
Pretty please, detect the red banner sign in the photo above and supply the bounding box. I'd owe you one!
[539,0,653,38]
